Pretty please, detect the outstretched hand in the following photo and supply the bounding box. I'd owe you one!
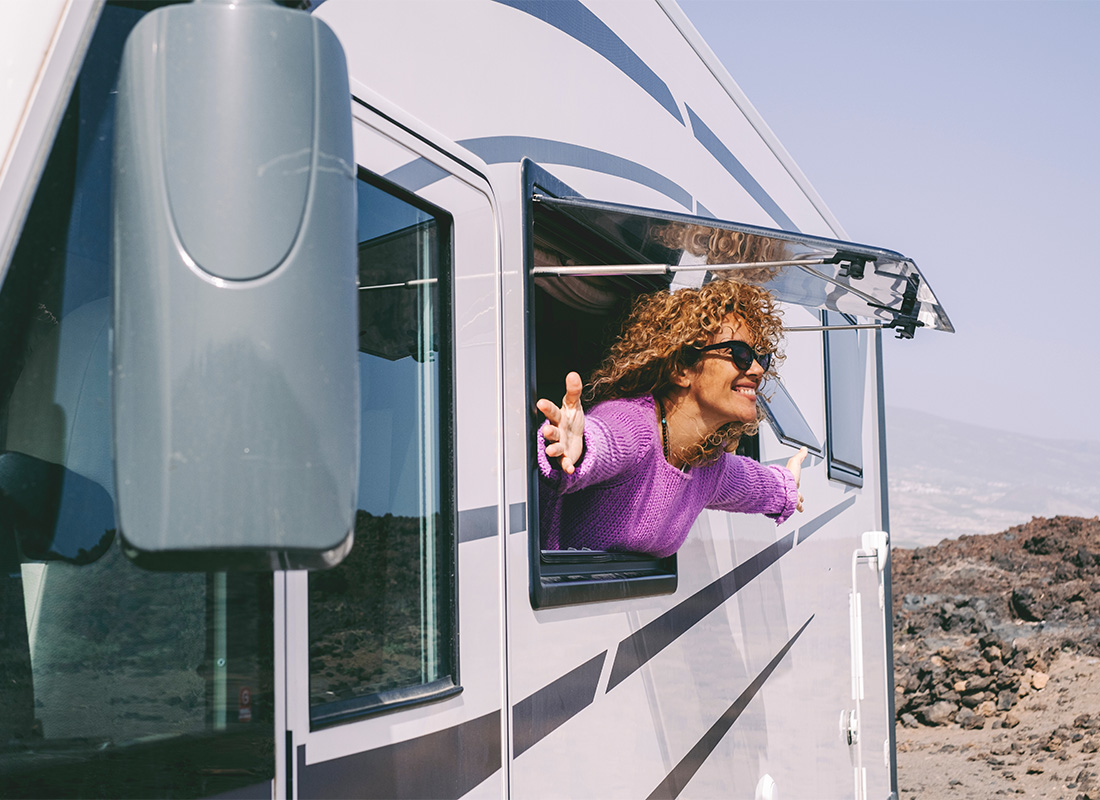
[537,372,586,475]
[786,446,809,513]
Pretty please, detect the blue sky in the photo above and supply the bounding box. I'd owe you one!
[680,0,1100,443]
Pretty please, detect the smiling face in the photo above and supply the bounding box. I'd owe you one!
[680,314,765,430]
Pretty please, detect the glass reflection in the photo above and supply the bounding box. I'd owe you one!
[308,175,453,722]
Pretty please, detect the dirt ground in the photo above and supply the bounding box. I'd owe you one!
[893,516,1100,800]
[898,651,1100,799]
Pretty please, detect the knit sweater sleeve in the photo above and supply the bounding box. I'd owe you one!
[706,456,799,525]
[537,397,656,495]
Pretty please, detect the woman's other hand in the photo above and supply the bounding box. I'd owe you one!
[786,446,809,513]
[537,372,586,475]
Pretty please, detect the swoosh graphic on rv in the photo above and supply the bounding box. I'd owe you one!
[606,496,855,691]
[296,711,501,799]
[513,651,607,757]
[646,615,815,800]
[505,499,853,758]
[385,136,693,210]
[490,0,685,124]
[685,105,799,232]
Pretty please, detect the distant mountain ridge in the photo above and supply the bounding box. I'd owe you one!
[885,406,1100,548]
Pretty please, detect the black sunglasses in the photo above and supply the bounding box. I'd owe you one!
[694,340,771,372]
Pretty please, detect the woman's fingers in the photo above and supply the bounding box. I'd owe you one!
[787,446,809,486]
[563,371,582,409]
[787,447,808,513]
[537,397,561,426]
[538,372,586,475]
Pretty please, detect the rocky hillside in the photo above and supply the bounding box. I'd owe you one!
[893,515,1100,799]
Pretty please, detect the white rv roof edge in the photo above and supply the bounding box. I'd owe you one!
[0,0,104,288]
[655,0,848,239]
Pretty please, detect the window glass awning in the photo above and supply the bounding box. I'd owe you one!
[530,194,953,339]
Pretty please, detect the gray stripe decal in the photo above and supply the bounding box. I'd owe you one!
[513,650,607,757]
[383,157,452,194]
[458,505,498,543]
[685,105,798,232]
[646,616,814,800]
[508,501,527,534]
[384,137,693,210]
[795,494,856,544]
[462,137,692,209]
[491,0,683,124]
[606,498,851,692]
[296,711,501,799]
[607,530,796,692]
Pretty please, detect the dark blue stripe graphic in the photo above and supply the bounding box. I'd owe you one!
[385,136,693,210]
[605,496,851,691]
[383,157,452,195]
[297,711,500,799]
[458,504,498,543]
[796,495,856,544]
[607,531,797,691]
[686,105,797,232]
[491,0,683,124]
[509,501,527,534]
[462,137,692,209]
[513,651,607,756]
[646,616,814,800]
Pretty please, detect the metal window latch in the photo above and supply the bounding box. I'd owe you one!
[825,250,871,281]
[867,273,925,339]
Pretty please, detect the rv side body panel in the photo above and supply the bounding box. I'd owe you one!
[0,1,898,797]
[318,2,894,798]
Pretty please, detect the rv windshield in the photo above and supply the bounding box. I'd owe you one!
[0,8,274,797]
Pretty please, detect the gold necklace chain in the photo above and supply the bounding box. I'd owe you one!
[658,398,671,463]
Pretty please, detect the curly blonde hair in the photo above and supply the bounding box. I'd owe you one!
[585,280,784,465]
[652,222,790,286]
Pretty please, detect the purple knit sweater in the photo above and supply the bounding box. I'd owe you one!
[537,395,799,557]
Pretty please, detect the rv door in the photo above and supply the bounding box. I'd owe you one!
[280,102,507,798]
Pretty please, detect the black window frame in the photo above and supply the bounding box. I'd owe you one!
[307,168,460,728]
[523,161,676,609]
[823,309,865,486]
[760,379,824,458]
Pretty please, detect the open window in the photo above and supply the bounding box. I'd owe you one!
[525,164,678,608]
[524,161,952,608]
[761,379,823,458]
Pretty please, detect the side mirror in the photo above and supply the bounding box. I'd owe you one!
[0,452,115,566]
[112,0,359,569]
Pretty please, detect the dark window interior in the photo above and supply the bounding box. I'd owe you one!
[525,163,677,608]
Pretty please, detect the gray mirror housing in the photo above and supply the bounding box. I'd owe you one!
[113,0,358,569]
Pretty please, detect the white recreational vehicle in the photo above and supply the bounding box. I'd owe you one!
[0,1,952,798]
